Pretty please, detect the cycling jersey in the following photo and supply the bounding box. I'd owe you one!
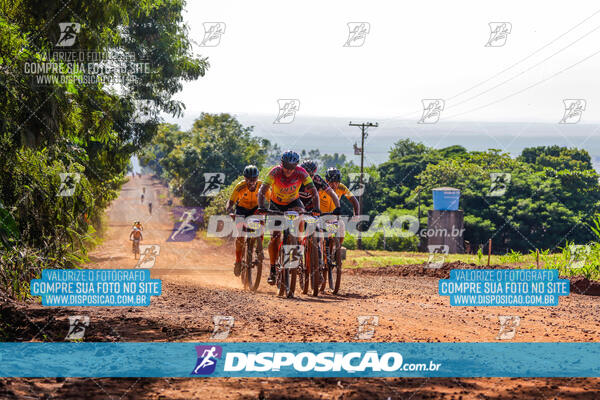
[299,173,329,209]
[130,229,142,240]
[229,180,266,209]
[263,166,313,205]
[320,183,353,213]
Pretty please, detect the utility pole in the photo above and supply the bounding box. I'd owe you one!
[349,121,378,250]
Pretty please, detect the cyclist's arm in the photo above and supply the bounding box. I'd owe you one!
[348,195,360,216]
[324,187,341,208]
[257,183,270,209]
[305,182,319,211]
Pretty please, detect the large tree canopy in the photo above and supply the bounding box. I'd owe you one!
[0,0,205,297]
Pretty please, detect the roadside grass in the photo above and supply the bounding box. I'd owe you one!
[345,246,600,280]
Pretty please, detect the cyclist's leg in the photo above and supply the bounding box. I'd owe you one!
[267,202,286,283]
[233,206,253,276]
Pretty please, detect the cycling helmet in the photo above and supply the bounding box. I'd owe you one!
[243,165,259,179]
[300,160,318,174]
[281,150,300,166]
[325,167,342,182]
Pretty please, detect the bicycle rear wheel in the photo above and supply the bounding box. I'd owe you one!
[329,236,343,294]
[241,238,251,290]
[308,238,320,296]
[277,232,297,298]
[247,237,262,292]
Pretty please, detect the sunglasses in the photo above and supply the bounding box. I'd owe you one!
[282,162,297,171]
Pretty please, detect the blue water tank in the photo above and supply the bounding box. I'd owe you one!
[432,187,460,211]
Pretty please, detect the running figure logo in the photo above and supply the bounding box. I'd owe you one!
[426,245,449,269]
[418,99,444,124]
[201,173,225,196]
[191,345,223,375]
[348,173,371,197]
[559,99,586,124]
[136,245,160,268]
[485,22,512,47]
[199,22,226,47]
[488,173,511,197]
[282,245,303,269]
[343,22,370,47]
[65,315,89,340]
[273,99,300,124]
[58,173,81,196]
[496,315,520,340]
[168,208,202,242]
[56,23,81,47]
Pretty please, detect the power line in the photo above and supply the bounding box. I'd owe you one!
[446,7,600,102]
[445,21,600,111]
[444,46,600,120]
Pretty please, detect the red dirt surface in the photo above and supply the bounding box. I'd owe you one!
[2,175,600,399]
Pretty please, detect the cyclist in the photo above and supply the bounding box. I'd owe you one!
[226,165,265,277]
[129,226,143,254]
[298,160,341,214]
[322,167,360,244]
[257,150,320,284]
[148,201,152,215]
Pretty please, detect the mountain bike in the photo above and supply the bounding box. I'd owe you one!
[232,214,264,292]
[131,238,140,259]
[300,214,320,296]
[319,214,343,294]
[265,210,305,298]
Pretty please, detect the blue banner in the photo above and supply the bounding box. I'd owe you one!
[30,269,162,306]
[0,343,599,377]
[439,269,569,306]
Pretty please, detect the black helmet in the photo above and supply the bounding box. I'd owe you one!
[325,167,341,182]
[243,165,259,179]
[300,160,318,174]
[281,150,300,166]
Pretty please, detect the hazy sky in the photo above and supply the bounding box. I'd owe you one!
[166,0,600,127]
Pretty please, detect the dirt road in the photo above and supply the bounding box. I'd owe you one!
[3,175,600,399]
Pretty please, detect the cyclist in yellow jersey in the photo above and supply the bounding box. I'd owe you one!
[226,165,264,277]
[257,150,320,284]
[322,168,360,244]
